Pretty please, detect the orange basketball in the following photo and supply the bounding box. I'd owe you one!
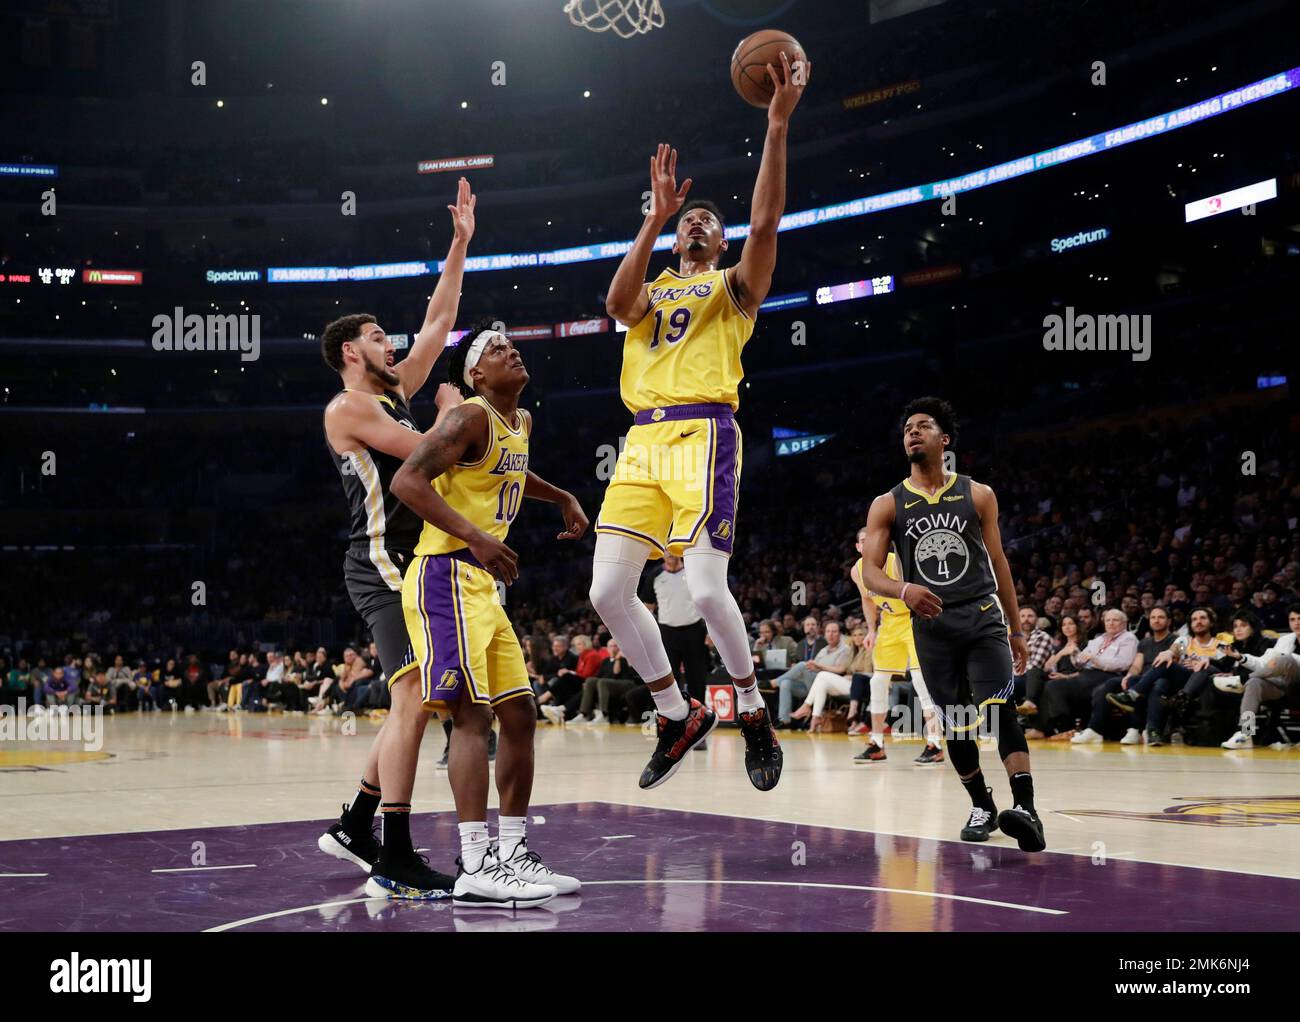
[730,29,807,108]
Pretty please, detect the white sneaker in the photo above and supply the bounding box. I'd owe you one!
[453,850,556,910]
[1120,728,1141,745]
[1220,731,1254,750]
[540,704,565,726]
[570,714,591,725]
[582,711,607,727]
[1213,675,1244,695]
[184,705,196,714]
[497,839,580,894]
[1070,727,1103,744]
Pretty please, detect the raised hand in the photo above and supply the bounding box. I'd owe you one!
[447,176,476,243]
[648,143,692,223]
[766,49,811,125]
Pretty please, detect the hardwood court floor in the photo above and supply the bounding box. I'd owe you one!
[2,711,1298,931]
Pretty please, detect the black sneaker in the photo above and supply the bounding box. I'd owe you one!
[1106,690,1138,712]
[487,729,497,763]
[853,742,886,763]
[316,806,381,872]
[1146,729,1164,747]
[996,805,1047,852]
[365,853,455,901]
[436,746,449,770]
[914,742,944,765]
[960,796,999,842]
[737,707,783,791]
[638,698,718,790]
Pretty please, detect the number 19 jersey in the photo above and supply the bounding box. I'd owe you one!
[620,267,755,413]
[412,396,530,557]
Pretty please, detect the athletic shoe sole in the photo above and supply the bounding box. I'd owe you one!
[996,810,1047,852]
[639,711,719,790]
[452,891,556,910]
[364,876,453,901]
[317,831,373,872]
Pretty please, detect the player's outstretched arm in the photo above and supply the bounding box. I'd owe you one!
[391,404,519,583]
[398,176,476,399]
[850,561,880,649]
[523,471,589,541]
[972,481,1027,671]
[606,144,692,327]
[730,50,810,318]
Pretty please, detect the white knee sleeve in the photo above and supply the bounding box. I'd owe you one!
[682,535,753,680]
[911,669,935,711]
[869,671,890,714]
[590,534,672,681]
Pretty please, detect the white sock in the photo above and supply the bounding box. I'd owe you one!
[652,684,689,721]
[497,815,527,858]
[871,732,884,746]
[734,679,764,713]
[458,821,490,872]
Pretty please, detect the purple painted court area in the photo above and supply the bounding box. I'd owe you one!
[1,802,1295,932]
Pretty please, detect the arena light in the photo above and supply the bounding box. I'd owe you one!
[1184,178,1277,222]
[245,66,1298,283]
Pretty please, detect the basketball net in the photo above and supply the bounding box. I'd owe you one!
[563,0,664,38]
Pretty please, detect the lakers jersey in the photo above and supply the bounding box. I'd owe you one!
[856,552,912,635]
[620,267,755,413]
[413,396,530,557]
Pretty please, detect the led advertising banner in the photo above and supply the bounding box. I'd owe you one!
[1184,178,1277,222]
[418,155,495,174]
[815,276,894,305]
[83,269,143,285]
[237,65,1297,284]
[0,163,57,178]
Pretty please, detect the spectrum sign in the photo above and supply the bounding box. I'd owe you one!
[1050,227,1110,253]
[206,269,261,283]
[1184,178,1277,222]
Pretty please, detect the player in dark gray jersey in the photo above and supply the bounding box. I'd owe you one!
[860,397,1045,852]
[315,177,481,897]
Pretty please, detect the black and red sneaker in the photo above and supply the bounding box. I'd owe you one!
[738,707,783,791]
[638,699,718,790]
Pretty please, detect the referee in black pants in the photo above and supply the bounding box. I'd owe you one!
[652,554,709,704]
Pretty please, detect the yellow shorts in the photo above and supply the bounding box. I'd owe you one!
[401,550,532,712]
[595,406,742,559]
[872,623,919,675]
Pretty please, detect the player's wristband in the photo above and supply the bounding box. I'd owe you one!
[899,583,910,602]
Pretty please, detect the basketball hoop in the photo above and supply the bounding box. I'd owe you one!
[564,0,665,38]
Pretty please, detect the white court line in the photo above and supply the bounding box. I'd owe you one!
[580,879,1067,915]
[205,897,375,932]
[152,864,258,874]
[601,835,636,840]
[206,878,1063,932]
[0,872,49,878]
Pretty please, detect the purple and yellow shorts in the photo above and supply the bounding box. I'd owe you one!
[594,403,742,559]
[400,548,531,712]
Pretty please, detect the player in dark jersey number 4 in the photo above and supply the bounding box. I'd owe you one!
[860,397,1045,853]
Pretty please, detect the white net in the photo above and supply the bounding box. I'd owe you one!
[563,0,665,38]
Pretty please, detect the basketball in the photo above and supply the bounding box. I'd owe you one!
[730,29,807,108]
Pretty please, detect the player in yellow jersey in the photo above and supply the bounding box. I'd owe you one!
[389,319,589,910]
[849,529,943,766]
[594,52,810,792]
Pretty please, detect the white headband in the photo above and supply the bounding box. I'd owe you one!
[462,329,503,386]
